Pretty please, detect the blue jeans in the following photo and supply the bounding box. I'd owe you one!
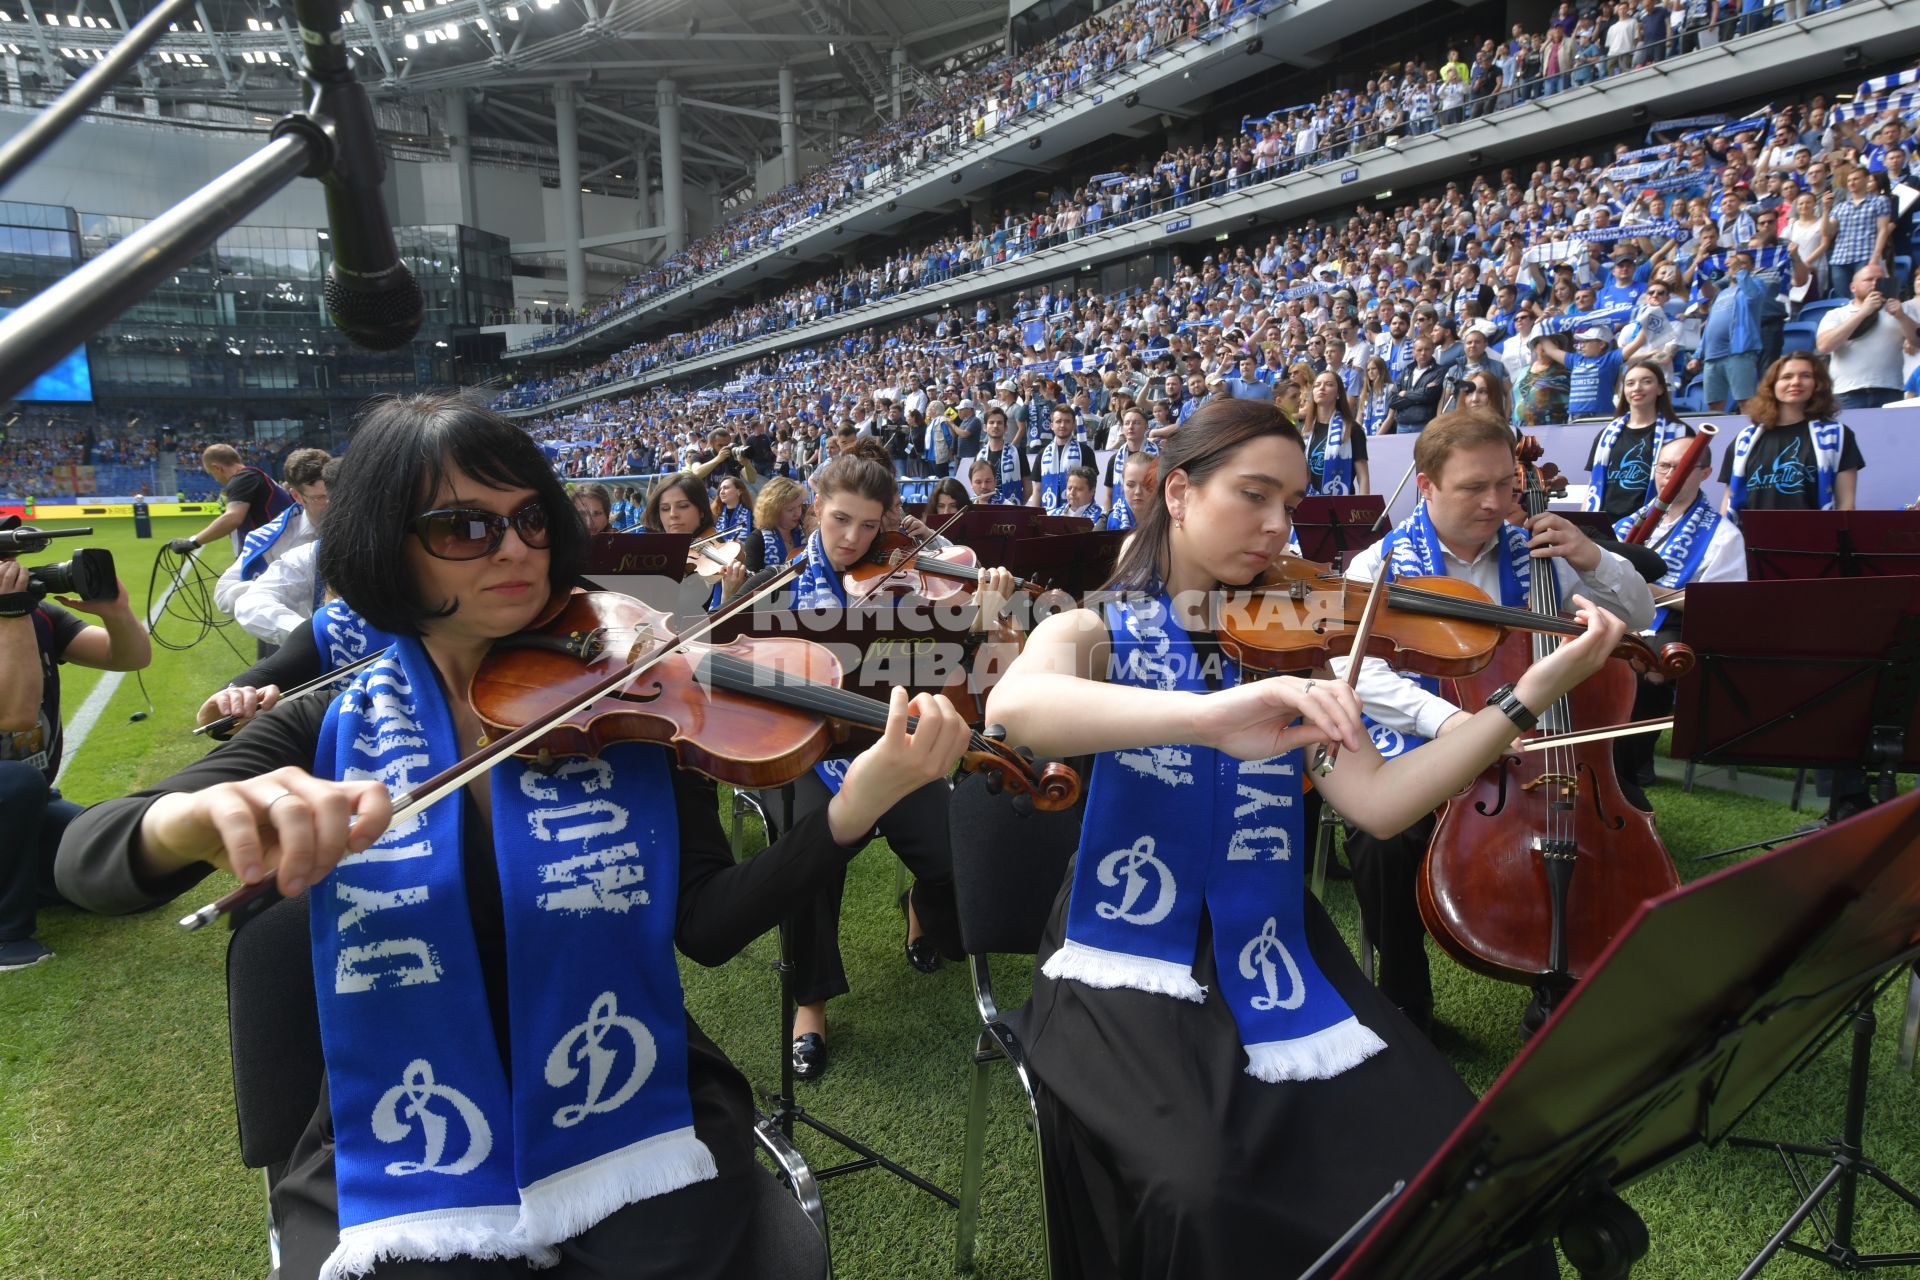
[1829,260,1866,297]
[1838,388,1901,409]
[0,761,79,943]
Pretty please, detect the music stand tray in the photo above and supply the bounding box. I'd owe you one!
[1740,511,1920,582]
[1292,496,1387,567]
[1324,789,1920,1280]
[1671,579,1920,773]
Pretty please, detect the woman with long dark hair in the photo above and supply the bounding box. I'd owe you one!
[56,395,971,1280]
[1584,359,1692,521]
[985,398,1624,1279]
[1298,368,1369,495]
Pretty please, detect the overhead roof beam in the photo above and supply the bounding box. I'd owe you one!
[575,96,744,166]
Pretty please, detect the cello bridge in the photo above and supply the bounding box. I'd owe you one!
[1521,772,1578,796]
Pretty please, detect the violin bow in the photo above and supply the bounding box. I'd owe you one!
[1372,454,1420,532]
[843,503,974,610]
[1308,561,1393,779]
[191,648,388,737]
[179,559,807,932]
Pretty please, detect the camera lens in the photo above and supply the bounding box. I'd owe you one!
[28,547,115,601]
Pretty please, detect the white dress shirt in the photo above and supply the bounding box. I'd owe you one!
[213,505,317,616]
[234,540,321,645]
[1331,526,1657,740]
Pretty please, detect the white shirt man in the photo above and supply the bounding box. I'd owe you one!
[233,540,323,646]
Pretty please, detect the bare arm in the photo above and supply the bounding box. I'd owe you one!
[188,502,248,549]
[1835,468,1859,510]
[0,560,39,732]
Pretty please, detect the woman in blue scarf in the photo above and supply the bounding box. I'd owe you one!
[985,398,1627,1279]
[57,396,973,1280]
[770,450,1017,1080]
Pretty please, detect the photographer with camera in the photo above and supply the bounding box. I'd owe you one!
[0,519,149,971]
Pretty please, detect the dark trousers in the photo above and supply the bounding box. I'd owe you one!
[1615,672,1676,809]
[1343,812,1436,1022]
[774,773,960,1006]
[0,760,80,943]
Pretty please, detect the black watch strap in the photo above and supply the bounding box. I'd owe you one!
[0,591,35,618]
[1486,682,1539,733]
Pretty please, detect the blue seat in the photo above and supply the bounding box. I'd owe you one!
[1799,297,1844,321]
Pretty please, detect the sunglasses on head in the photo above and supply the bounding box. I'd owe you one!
[410,500,553,561]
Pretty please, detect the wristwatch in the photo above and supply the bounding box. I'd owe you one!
[1485,682,1539,733]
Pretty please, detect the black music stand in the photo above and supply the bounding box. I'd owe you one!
[1293,496,1386,568]
[940,505,1045,568]
[1317,788,1920,1280]
[1740,511,1920,582]
[1672,578,1920,858]
[716,598,982,1213]
[580,532,692,614]
[1009,530,1129,599]
[1030,513,1097,536]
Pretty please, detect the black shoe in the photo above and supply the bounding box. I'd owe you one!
[1633,760,1657,788]
[791,1033,828,1080]
[0,938,52,972]
[900,890,941,973]
[1828,793,1873,824]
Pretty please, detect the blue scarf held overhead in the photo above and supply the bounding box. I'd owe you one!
[311,637,714,1280]
[1727,420,1842,515]
[1038,439,1086,513]
[1041,594,1387,1083]
[1613,494,1720,632]
[1368,501,1533,759]
[238,505,301,582]
[1584,415,1687,513]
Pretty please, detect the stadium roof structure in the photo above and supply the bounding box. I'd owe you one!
[9,0,1010,182]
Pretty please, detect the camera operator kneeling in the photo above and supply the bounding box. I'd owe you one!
[0,535,150,972]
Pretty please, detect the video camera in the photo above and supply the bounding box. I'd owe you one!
[0,518,116,601]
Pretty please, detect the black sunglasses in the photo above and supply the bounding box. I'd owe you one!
[410,501,553,561]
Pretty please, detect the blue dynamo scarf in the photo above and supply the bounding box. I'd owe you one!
[1310,413,1354,497]
[1038,439,1086,513]
[1611,494,1720,632]
[1728,420,1843,515]
[310,599,396,675]
[715,503,753,537]
[237,505,300,583]
[1584,415,1688,513]
[785,531,856,794]
[1042,595,1386,1083]
[1367,502,1533,759]
[311,636,714,1279]
[980,441,1024,504]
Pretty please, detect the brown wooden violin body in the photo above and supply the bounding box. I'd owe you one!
[844,530,981,602]
[470,591,1079,809]
[1217,555,1694,680]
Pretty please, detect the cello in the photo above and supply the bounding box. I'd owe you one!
[1417,439,1681,1013]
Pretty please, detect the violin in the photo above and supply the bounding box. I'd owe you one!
[687,531,745,583]
[843,530,1053,604]
[474,590,1080,810]
[1214,554,1694,680]
[1417,438,1681,1004]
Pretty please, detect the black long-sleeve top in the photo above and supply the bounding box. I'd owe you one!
[56,690,862,1177]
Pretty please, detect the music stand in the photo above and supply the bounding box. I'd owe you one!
[1320,789,1920,1280]
[1740,511,1920,582]
[1008,530,1129,599]
[941,504,1044,568]
[1671,578,1920,858]
[1293,496,1387,568]
[711,597,980,1212]
[581,532,691,614]
[1030,513,1096,536]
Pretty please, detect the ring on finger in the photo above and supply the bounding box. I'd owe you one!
[265,790,298,816]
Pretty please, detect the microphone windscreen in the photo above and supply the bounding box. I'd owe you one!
[324,268,425,352]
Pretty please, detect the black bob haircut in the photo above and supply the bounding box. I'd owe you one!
[318,393,588,636]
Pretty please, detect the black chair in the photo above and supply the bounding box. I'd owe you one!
[948,767,1085,1276]
[226,892,828,1279]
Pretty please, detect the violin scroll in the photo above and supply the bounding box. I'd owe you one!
[965,726,1082,812]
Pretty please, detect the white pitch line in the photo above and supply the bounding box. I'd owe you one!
[54,559,192,788]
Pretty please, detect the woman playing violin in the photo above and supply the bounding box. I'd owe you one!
[740,475,807,574]
[770,453,1015,1079]
[569,482,613,535]
[54,396,973,1280]
[647,472,749,610]
[984,398,1627,1280]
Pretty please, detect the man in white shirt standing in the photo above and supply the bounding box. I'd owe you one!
[230,455,341,647]
[1331,409,1655,1036]
[212,446,330,619]
[1815,263,1919,409]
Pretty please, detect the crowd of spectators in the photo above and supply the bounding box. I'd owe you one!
[0,410,254,499]
[510,0,1274,351]
[496,0,1899,415]
[503,71,1919,500]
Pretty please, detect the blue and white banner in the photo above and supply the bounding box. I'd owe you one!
[1645,113,1728,141]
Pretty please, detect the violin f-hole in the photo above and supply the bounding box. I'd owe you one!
[609,680,667,706]
[1577,761,1628,831]
[1474,765,1510,818]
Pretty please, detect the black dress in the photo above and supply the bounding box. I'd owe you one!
[1023,849,1553,1280]
[55,693,851,1280]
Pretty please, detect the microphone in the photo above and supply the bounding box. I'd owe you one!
[283,0,423,351]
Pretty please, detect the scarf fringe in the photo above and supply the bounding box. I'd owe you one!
[516,1126,719,1250]
[1042,939,1206,1003]
[1243,1016,1388,1083]
[318,1207,548,1280]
